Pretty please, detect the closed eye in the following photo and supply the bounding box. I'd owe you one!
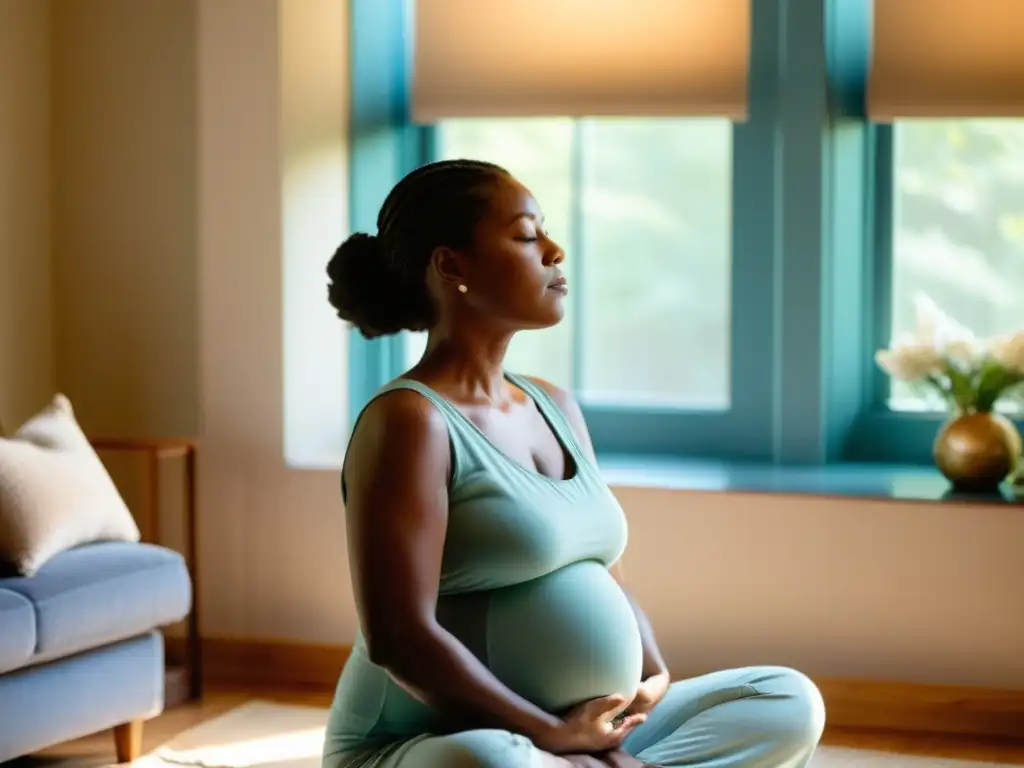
[515,227,551,243]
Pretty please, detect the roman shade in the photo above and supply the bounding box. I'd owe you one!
[411,0,750,122]
[868,0,1024,120]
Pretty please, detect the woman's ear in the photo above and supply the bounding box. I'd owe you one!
[429,246,468,289]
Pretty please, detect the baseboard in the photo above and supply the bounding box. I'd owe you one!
[164,665,190,708]
[813,677,1024,740]
[166,636,1024,740]
[167,635,349,690]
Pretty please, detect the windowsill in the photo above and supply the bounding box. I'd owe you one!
[286,451,1020,505]
[598,454,1023,504]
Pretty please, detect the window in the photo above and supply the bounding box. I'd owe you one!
[350,0,846,464]
[886,120,1024,412]
[405,118,734,409]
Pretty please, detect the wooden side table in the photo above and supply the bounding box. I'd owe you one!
[89,437,202,705]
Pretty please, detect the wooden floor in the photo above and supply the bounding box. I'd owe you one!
[17,685,1024,765]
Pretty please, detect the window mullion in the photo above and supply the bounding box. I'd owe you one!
[868,125,895,408]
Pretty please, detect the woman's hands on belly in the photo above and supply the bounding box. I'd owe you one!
[623,670,670,716]
[483,561,645,713]
[533,692,646,756]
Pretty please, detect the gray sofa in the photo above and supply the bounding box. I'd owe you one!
[0,540,192,762]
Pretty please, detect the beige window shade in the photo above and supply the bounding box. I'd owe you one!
[869,0,1024,120]
[411,0,750,122]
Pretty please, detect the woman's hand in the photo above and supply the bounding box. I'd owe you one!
[625,671,670,717]
[535,694,646,755]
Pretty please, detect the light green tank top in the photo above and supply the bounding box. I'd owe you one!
[324,373,643,757]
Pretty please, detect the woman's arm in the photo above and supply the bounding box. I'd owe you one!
[344,390,562,739]
[529,378,669,680]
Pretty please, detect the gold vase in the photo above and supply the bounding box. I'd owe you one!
[933,411,1023,492]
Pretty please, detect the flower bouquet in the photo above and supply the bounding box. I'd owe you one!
[875,295,1024,491]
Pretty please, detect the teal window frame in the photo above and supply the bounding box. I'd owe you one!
[348,0,964,466]
[828,0,1024,466]
[841,123,939,464]
[842,121,1024,464]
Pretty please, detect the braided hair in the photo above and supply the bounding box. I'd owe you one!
[327,159,510,339]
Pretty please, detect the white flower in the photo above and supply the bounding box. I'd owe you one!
[912,293,979,365]
[875,342,945,381]
[944,338,983,368]
[988,332,1024,374]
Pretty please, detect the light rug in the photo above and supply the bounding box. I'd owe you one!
[66,700,1023,767]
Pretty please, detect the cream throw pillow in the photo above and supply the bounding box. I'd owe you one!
[0,394,140,576]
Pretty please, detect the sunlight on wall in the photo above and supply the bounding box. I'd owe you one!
[281,0,350,469]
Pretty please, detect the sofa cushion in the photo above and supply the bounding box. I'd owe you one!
[1,541,191,664]
[0,588,35,673]
[0,630,164,763]
[0,394,141,576]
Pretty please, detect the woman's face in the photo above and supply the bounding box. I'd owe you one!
[458,175,568,331]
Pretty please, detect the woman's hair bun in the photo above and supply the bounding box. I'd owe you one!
[327,233,393,339]
[326,232,427,339]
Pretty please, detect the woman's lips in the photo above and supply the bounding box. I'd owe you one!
[548,277,569,295]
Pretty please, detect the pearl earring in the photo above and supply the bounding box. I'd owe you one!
[458,284,468,294]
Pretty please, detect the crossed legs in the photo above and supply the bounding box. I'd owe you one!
[339,666,825,768]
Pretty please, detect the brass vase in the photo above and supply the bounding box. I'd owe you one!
[933,411,1023,492]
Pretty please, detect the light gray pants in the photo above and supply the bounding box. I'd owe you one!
[331,666,825,767]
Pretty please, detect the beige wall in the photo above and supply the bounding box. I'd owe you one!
[196,0,352,637]
[50,0,199,440]
[4,0,1023,691]
[615,488,1024,689]
[0,0,54,430]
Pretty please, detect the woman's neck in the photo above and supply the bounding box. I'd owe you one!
[419,324,513,404]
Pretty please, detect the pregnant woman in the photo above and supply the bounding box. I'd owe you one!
[322,159,825,767]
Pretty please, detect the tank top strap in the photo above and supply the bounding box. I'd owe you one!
[505,373,589,462]
[364,378,480,483]
[374,377,463,420]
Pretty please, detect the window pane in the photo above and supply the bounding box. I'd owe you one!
[404,119,576,389]
[410,118,733,409]
[579,118,732,407]
[890,120,1024,411]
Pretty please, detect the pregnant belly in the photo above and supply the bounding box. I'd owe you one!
[484,560,643,713]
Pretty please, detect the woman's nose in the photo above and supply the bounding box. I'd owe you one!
[544,239,565,265]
